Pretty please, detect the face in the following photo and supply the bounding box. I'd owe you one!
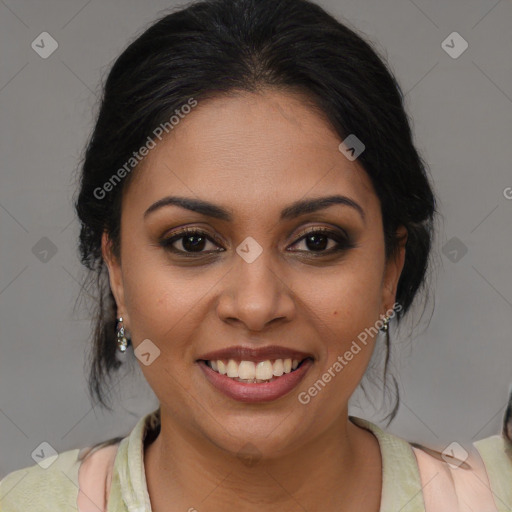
[103,89,406,458]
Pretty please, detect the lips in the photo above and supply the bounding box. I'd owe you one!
[196,345,315,403]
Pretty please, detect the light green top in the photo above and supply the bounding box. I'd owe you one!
[1,409,511,511]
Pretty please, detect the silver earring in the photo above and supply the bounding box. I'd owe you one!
[380,314,390,333]
[116,317,130,353]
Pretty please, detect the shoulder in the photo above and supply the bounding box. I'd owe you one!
[473,434,512,509]
[0,438,124,512]
[412,435,512,512]
[351,414,512,511]
[0,411,156,512]
[0,447,82,511]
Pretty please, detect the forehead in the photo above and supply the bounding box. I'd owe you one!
[123,90,379,220]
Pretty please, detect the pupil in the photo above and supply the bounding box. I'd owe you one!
[183,235,206,252]
[306,234,327,251]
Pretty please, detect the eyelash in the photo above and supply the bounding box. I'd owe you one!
[158,227,355,257]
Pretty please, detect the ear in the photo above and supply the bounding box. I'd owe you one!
[381,225,407,311]
[101,231,130,327]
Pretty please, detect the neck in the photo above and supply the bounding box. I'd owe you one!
[144,409,382,512]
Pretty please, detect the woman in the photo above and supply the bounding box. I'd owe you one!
[1,0,511,510]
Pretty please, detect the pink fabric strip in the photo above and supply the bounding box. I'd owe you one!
[77,444,119,512]
[412,445,499,512]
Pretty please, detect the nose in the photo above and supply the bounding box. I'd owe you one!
[216,243,296,332]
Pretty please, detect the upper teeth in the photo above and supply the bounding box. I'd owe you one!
[208,358,300,380]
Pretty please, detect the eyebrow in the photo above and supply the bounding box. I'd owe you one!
[144,194,366,223]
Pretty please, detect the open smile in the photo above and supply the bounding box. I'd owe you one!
[197,355,314,403]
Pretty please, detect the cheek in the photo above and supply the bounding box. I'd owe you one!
[121,262,202,399]
[123,266,195,342]
[120,246,221,364]
[296,258,384,353]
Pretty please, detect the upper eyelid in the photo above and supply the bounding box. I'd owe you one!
[161,228,224,248]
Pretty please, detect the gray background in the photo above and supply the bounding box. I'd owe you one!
[1,0,511,478]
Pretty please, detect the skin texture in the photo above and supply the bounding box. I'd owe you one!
[102,89,407,511]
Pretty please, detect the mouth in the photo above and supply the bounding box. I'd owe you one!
[196,346,315,403]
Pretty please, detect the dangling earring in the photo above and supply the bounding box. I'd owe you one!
[116,317,130,353]
[380,314,390,333]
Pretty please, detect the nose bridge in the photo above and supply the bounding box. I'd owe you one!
[217,234,294,330]
[234,235,279,301]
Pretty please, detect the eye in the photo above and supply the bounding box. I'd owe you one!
[288,227,355,254]
[159,228,224,256]
[159,226,355,257]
